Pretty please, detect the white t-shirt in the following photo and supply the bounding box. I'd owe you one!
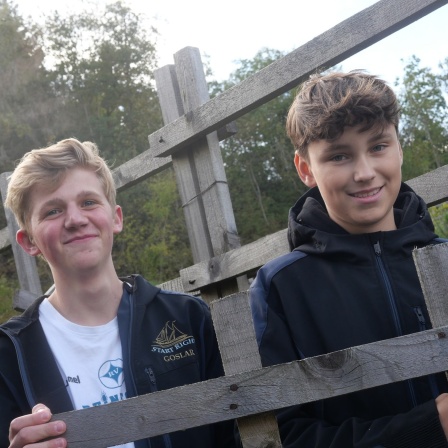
[39,298,135,448]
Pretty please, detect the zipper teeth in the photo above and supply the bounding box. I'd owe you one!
[374,244,403,335]
[374,242,417,407]
[144,367,173,448]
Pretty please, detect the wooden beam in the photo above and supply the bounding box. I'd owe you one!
[148,0,448,158]
[0,173,42,309]
[53,324,448,447]
[0,227,10,253]
[406,164,448,207]
[413,242,448,329]
[211,292,281,447]
[180,229,288,291]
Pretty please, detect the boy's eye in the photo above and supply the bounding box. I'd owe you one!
[45,209,60,217]
[372,144,385,152]
[330,154,348,162]
[83,200,96,207]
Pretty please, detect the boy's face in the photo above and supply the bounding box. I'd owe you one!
[16,167,123,276]
[294,123,403,234]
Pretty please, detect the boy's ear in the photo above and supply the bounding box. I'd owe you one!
[16,230,41,257]
[113,205,123,235]
[294,152,317,187]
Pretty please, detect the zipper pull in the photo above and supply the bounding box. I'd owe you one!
[145,367,156,387]
[414,306,427,331]
[373,241,381,256]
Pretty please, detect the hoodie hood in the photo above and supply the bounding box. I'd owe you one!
[287,182,436,255]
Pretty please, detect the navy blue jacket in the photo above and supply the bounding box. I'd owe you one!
[250,184,448,448]
[0,275,238,448]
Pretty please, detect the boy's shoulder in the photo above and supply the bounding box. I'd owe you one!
[251,250,308,290]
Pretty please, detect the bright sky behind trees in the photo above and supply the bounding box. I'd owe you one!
[14,0,448,85]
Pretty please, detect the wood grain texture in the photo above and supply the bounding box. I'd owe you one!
[211,292,282,447]
[413,243,448,329]
[0,227,10,253]
[53,324,448,447]
[180,229,288,291]
[155,48,240,264]
[406,164,448,206]
[0,172,42,309]
[148,0,448,158]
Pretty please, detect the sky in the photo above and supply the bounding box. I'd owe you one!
[14,0,448,87]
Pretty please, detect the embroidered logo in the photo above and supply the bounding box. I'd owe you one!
[151,321,196,362]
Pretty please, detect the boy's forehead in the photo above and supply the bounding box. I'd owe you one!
[28,169,105,206]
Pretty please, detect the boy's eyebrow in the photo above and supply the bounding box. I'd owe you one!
[366,129,396,142]
[37,190,102,210]
[322,130,396,152]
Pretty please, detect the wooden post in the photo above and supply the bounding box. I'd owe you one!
[154,47,248,300]
[0,172,42,310]
[211,292,282,447]
[413,242,448,330]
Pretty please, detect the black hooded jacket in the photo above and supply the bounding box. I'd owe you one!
[250,183,448,448]
[0,275,238,448]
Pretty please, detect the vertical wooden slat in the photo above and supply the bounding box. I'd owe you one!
[413,243,448,328]
[0,173,42,310]
[413,242,448,379]
[154,48,244,301]
[211,292,282,448]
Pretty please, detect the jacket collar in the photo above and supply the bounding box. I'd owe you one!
[287,182,437,257]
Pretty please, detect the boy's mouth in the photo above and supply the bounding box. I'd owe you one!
[350,187,382,198]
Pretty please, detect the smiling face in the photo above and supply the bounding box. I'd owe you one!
[295,123,403,234]
[16,167,123,278]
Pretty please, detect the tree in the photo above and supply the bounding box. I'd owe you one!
[43,1,162,161]
[397,55,448,180]
[211,48,306,244]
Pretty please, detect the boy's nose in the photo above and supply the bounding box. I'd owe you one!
[65,206,88,228]
[353,157,375,182]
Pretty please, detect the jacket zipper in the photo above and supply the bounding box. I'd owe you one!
[413,306,441,398]
[127,293,151,448]
[373,241,418,407]
[145,367,173,448]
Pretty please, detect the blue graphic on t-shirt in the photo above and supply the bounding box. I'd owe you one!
[98,358,124,388]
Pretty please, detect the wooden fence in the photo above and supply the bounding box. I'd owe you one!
[1,0,448,446]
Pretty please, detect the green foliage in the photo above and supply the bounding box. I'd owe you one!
[0,254,19,323]
[430,203,448,238]
[43,1,162,162]
[397,56,448,180]
[113,169,192,284]
[212,48,306,244]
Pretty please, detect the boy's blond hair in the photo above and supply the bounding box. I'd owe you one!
[4,138,116,234]
[286,70,401,159]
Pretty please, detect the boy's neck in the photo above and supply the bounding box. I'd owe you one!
[48,268,123,326]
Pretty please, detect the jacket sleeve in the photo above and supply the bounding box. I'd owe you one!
[249,267,448,448]
[0,335,31,448]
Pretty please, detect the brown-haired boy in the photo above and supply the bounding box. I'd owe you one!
[250,71,448,447]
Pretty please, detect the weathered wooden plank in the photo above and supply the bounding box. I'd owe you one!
[413,242,448,329]
[148,0,448,158]
[0,227,10,253]
[180,229,288,292]
[413,242,448,382]
[0,173,42,309]
[211,292,281,447]
[406,164,448,207]
[53,324,448,447]
[112,152,172,192]
[155,53,240,265]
